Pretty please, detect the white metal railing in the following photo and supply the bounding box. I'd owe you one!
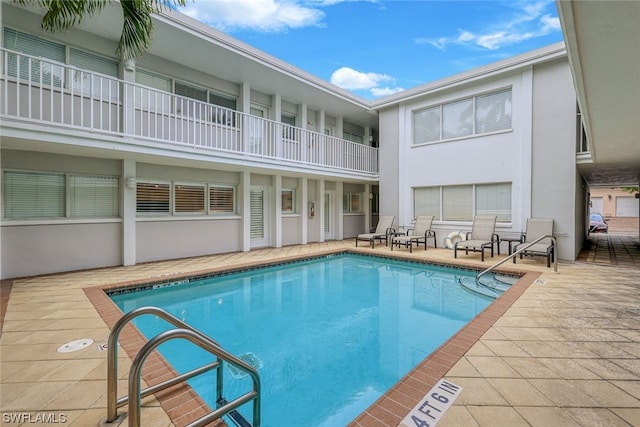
[1,48,379,175]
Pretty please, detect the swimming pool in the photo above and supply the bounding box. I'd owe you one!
[110,253,495,426]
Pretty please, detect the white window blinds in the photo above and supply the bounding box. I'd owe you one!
[210,186,236,214]
[3,171,65,218]
[69,175,119,217]
[174,184,205,214]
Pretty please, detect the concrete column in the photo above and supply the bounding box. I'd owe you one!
[119,57,136,135]
[274,174,282,248]
[336,181,344,240]
[241,171,251,251]
[122,159,136,266]
[301,177,308,244]
[319,179,325,242]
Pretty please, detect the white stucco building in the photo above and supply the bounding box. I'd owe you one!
[1,1,638,279]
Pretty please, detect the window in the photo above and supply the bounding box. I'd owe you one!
[135,69,172,113]
[175,81,208,118]
[475,90,512,134]
[281,189,296,213]
[3,28,65,87]
[413,89,512,144]
[413,106,440,144]
[343,192,362,213]
[210,185,236,215]
[69,48,118,99]
[414,186,440,218]
[343,131,363,144]
[69,175,119,217]
[476,182,511,222]
[3,170,119,219]
[175,184,205,214]
[281,114,297,140]
[414,183,512,223]
[136,182,170,214]
[3,171,65,218]
[210,92,237,126]
[442,99,473,139]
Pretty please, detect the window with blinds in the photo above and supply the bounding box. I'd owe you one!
[136,182,170,214]
[342,192,362,213]
[69,48,118,100]
[135,69,172,113]
[413,106,441,144]
[3,27,65,87]
[69,175,119,217]
[175,81,207,118]
[3,170,119,219]
[413,88,512,145]
[414,183,512,223]
[210,186,236,215]
[476,182,511,222]
[281,114,297,140]
[282,189,295,213]
[3,171,65,218]
[414,186,440,218]
[443,185,473,221]
[175,184,205,214]
[210,92,237,126]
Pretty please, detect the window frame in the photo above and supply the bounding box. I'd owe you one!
[3,169,120,220]
[174,182,206,215]
[209,184,237,216]
[412,88,512,146]
[343,192,363,213]
[281,188,296,214]
[414,182,512,224]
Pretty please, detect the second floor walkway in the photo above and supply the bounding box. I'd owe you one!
[0,48,379,178]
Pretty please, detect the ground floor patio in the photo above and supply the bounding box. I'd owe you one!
[1,233,639,426]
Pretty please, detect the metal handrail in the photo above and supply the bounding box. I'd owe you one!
[106,306,260,426]
[476,234,558,287]
[129,329,261,427]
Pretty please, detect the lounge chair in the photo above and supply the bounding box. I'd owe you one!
[454,216,498,262]
[355,215,395,248]
[391,215,436,253]
[513,218,554,267]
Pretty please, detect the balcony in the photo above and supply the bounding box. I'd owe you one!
[0,48,379,176]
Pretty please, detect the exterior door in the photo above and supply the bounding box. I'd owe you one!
[249,106,267,155]
[250,186,269,247]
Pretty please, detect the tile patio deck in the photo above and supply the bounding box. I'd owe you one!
[1,233,639,426]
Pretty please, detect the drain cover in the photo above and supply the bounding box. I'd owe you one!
[57,338,94,353]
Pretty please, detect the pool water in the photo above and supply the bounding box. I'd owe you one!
[111,253,493,426]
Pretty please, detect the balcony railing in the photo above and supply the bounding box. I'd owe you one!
[0,48,378,175]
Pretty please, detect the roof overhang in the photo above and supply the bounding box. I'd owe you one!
[557,0,640,186]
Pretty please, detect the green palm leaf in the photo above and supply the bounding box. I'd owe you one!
[15,0,187,60]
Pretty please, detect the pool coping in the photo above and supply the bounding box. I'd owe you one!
[83,248,540,427]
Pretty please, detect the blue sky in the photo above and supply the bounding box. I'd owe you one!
[180,0,564,100]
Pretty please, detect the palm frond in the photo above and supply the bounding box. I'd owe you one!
[16,0,188,60]
[118,0,187,60]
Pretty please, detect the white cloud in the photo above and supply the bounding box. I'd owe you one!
[417,1,561,51]
[182,0,325,32]
[330,67,390,90]
[330,66,402,97]
[371,86,404,97]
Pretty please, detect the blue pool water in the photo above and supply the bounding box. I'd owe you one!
[111,253,493,426]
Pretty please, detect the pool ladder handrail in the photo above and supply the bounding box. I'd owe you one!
[105,306,261,427]
[475,234,558,289]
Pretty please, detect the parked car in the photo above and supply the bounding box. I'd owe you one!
[589,213,608,233]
